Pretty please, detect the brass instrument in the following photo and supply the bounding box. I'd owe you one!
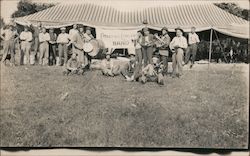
[154,34,165,48]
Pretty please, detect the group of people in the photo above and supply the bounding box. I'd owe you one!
[1,21,202,85]
[212,38,248,63]
[98,26,200,85]
[1,22,94,69]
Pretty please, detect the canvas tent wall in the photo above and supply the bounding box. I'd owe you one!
[14,0,249,38]
[14,0,249,58]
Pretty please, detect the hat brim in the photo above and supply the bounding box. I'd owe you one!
[175,28,184,32]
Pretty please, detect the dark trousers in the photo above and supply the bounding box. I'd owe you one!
[135,48,143,68]
[160,55,168,74]
[85,53,92,69]
[185,43,197,64]
[49,44,57,65]
[142,46,153,66]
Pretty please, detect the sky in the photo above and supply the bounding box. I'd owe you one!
[1,0,249,23]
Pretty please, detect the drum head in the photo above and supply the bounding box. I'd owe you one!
[83,42,94,52]
[87,40,99,57]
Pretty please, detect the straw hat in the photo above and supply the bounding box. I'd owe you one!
[60,27,66,30]
[175,27,184,33]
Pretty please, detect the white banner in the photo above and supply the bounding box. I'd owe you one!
[96,28,138,49]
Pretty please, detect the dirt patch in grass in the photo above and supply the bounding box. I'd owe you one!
[0,63,249,148]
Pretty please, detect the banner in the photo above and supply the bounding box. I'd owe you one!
[96,28,138,49]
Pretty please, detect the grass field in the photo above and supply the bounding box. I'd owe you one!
[0,63,249,148]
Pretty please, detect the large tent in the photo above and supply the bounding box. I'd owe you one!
[14,0,249,61]
[15,0,249,38]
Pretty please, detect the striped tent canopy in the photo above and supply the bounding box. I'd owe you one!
[15,0,249,38]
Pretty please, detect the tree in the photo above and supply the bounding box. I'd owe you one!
[215,3,249,21]
[11,0,55,18]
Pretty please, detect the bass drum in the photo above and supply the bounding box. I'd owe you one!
[86,39,106,57]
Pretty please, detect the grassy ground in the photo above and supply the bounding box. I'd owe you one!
[0,63,249,148]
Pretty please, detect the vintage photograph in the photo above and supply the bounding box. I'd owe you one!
[0,0,249,150]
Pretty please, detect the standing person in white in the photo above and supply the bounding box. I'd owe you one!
[0,25,19,66]
[170,27,188,78]
[57,27,70,66]
[38,27,50,65]
[185,26,200,68]
[20,26,33,65]
[69,24,79,41]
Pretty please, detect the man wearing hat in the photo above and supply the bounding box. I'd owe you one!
[101,53,120,77]
[132,30,143,71]
[30,21,42,60]
[0,24,19,66]
[169,27,188,78]
[139,56,164,85]
[83,26,95,69]
[121,53,141,81]
[185,26,200,68]
[39,27,50,65]
[141,27,154,66]
[63,53,83,75]
[48,28,57,65]
[156,27,171,75]
[19,25,33,65]
[57,27,70,66]
[71,24,87,67]
[69,24,79,41]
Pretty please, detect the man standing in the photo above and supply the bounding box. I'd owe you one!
[19,26,33,65]
[48,28,57,65]
[39,27,50,65]
[185,26,200,68]
[57,27,70,66]
[141,27,154,66]
[157,27,171,75]
[1,25,19,66]
[31,21,42,61]
[132,30,143,71]
[170,27,188,78]
[83,26,94,69]
[71,25,86,67]
[69,24,79,41]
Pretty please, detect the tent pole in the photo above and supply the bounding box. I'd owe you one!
[209,28,213,65]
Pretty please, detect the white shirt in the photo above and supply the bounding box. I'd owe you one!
[39,33,50,42]
[188,32,200,45]
[145,36,149,43]
[20,31,33,42]
[69,29,79,40]
[135,37,142,49]
[169,36,188,51]
[57,33,70,44]
[1,29,18,41]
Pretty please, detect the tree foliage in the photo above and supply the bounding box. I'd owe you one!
[215,3,249,21]
[11,0,55,18]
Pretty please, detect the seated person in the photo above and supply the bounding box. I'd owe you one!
[140,57,164,85]
[121,54,141,81]
[63,53,83,75]
[101,54,120,77]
